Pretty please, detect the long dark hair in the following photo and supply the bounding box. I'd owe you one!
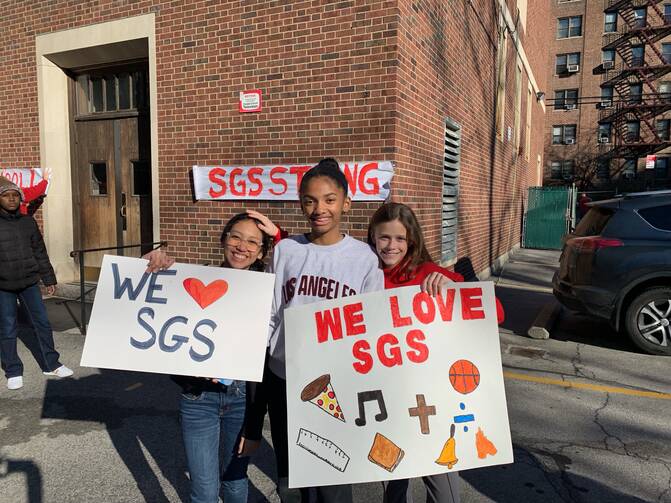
[220,213,272,271]
[367,202,433,279]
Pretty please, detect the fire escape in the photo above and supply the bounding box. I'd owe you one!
[596,0,671,168]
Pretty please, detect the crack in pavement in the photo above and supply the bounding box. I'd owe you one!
[571,343,596,381]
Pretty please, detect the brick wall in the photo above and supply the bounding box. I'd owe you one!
[0,0,549,276]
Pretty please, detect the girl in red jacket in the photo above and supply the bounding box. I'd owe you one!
[367,202,503,503]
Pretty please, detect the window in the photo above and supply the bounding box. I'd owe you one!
[665,4,671,23]
[90,162,108,196]
[626,121,640,141]
[663,43,671,64]
[654,158,669,179]
[76,69,147,115]
[132,161,151,196]
[562,160,575,178]
[525,85,532,160]
[601,86,614,105]
[556,53,581,74]
[604,12,618,32]
[514,64,523,152]
[495,21,508,140]
[657,119,670,140]
[630,83,643,103]
[441,118,461,262]
[633,7,647,28]
[597,159,610,179]
[602,49,616,65]
[554,89,578,110]
[660,81,671,101]
[639,204,671,230]
[622,158,637,176]
[598,123,612,142]
[631,45,645,67]
[551,161,562,179]
[557,16,582,38]
[552,124,577,144]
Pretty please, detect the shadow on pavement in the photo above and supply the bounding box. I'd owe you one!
[0,457,43,503]
[461,445,651,503]
[552,311,642,354]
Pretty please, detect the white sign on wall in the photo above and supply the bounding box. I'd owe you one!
[285,282,513,487]
[81,255,275,382]
[192,161,394,201]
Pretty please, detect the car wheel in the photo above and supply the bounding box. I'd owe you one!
[624,287,671,356]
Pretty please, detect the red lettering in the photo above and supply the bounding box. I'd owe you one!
[389,296,412,327]
[230,168,245,196]
[208,167,227,197]
[352,340,373,374]
[269,167,288,195]
[315,307,343,343]
[29,169,35,187]
[358,162,380,195]
[406,329,429,363]
[435,289,456,321]
[461,288,485,320]
[412,292,436,324]
[343,302,366,336]
[341,164,358,195]
[248,167,263,196]
[290,165,311,190]
[377,334,402,368]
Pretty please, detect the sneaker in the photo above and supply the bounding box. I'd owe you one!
[43,365,74,378]
[7,376,23,390]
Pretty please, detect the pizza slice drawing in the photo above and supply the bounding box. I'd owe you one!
[301,374,345,422]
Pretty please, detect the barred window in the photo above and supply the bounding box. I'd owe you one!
[441,119,461,262]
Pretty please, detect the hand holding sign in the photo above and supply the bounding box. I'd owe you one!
[81,255,274,382]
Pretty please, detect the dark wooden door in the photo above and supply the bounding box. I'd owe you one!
[74,117,152,280]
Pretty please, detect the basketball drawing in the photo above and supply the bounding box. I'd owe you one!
[449,359,480,394]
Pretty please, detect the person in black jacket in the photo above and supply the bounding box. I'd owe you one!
[0,177,72,390]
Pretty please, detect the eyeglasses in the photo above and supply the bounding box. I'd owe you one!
[225,233,262,252]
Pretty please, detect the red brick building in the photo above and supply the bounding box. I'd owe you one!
[0,0,548,285]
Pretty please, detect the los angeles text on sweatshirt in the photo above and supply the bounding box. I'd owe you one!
[267,234,384,378]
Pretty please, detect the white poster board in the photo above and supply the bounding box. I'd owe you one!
[81,255,275,382]
[285,282,513,487]
[1,168,50,194]
[192,161,393,201]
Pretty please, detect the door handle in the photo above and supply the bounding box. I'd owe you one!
[120,192,127,218]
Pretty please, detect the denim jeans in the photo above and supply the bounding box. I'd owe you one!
[0,284,61,378]
[180,382,250,503]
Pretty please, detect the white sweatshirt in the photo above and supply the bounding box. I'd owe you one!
[267,234,384,378]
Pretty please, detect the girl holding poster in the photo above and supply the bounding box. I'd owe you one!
[170,212,274,503]
[367,202,504,503]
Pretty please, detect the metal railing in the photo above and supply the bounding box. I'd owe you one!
[66,241,167,334]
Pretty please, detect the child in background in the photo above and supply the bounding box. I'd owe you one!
[0,167,51,215]
[0,177,72,390]
[367,202,504,503]
[246,158,385,503]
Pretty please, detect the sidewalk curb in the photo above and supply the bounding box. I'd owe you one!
[527,301,562,340]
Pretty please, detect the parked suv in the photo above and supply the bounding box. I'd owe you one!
[553,190,671,355]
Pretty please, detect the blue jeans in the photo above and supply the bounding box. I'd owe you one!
[180,382,250,503]
[0,284,61,378]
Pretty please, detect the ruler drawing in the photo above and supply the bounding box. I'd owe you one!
[296,428,350,472]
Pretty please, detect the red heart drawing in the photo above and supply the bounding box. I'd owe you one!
[182,278,229,309]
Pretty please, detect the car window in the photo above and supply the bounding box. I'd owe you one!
[638,204,671,231]
[574,207,614,236]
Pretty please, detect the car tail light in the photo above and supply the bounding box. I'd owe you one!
[566,236,624,252]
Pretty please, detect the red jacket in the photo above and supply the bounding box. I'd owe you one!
[384,261,505,324]
[20,180,48,215]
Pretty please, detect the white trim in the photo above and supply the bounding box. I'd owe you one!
[35,14,158,282]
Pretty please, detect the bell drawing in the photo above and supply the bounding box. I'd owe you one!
[435,423,458,469]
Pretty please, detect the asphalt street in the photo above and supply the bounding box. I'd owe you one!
[1,249,670,503]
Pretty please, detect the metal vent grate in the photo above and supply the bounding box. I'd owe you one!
[442,118,461,262]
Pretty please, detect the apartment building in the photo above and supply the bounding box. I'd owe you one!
[545,0,671,190]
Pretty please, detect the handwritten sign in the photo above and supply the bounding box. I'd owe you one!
[192,161,393,201]
[80,255,275,382]
[285,282,513,487]
[1,168,49,193]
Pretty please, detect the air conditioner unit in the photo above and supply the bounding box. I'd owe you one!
[565,138,576,144]
[602,60,614,70]
[598,136,610,143]
[567,64,580,73]
[564,104,577,110]
[599,100,613,108]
